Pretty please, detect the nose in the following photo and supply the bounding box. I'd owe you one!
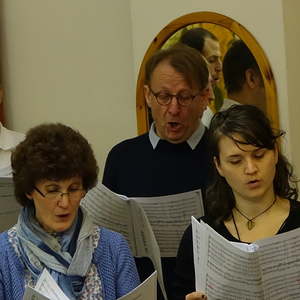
[215,59,222,72]
[167,96,181,115]
[244,158,258,174]
[58,192,70,207]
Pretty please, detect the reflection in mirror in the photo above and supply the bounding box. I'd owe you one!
[136,12,278,134]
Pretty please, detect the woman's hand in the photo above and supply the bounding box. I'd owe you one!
[185,291,208,300]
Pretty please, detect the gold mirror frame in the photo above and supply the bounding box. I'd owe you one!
[136,11,278,134]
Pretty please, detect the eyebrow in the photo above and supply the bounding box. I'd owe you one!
[226,154,242,159]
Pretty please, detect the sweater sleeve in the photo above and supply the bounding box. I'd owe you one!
[0,270,4,300]
[115,233,141,297]
[95,228,140,300]
[173,223,195,300]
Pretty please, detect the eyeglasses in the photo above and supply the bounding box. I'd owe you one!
[34,186,85,201]
[148,86,201,106]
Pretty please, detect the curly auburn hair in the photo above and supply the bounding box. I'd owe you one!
[11,123,99,207]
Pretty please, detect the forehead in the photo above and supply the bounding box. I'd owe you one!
[37,177,82,187]
[203,38,221,58]
[218,134,258,156]
[150,60,192,90]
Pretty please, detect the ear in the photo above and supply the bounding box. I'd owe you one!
[213,156,224,177]
[144,85,152,108]
[245,68,260,89]
[26,193,33,200]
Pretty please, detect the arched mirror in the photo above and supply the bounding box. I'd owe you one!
[136,11,278,134]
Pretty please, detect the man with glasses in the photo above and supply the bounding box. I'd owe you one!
[102,44,211,299]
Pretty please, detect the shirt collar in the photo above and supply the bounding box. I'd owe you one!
[149,120,205,150]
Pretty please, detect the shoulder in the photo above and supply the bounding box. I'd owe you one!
[95,227,131,258]
[109,133,149,152]
[0,124,25,147]
[201,108,214,128]
[280,200,300,232]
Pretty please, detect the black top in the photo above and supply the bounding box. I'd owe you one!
[102,131,211,197]
[173,200,300,300]
[102,131,211,299]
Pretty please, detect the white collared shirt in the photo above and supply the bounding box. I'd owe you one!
[0,123,25,177]
[201,98,240,128]
[148,120,205,150]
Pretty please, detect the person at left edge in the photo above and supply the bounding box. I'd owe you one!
[102,43,211,299]
[0,123,140,300]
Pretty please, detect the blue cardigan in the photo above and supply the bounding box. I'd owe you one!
[0,227,140,300]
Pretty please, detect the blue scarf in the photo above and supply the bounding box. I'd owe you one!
[16,206,97,300]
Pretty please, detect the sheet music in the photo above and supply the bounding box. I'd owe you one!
[117,271,157,300]
[81,184,135,250]
[256,228,300,299]
[192,217,263,299]
[23,269,69,300]
[0,177,21,231]
[192,217,300,299]
[81,183,167,300]
[23,287,50,300]
[133,189,204,257]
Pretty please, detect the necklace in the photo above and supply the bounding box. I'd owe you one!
[234,197,277,230]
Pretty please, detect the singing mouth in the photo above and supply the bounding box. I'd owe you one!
[168,122,181,130]
[247,179,261,187]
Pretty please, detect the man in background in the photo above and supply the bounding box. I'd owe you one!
[180,27,224,126]
[102,44,211,299]
[222,39,265,111]
[0,88,24,177]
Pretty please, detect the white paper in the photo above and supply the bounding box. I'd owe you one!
[192,217,300,299]
[133,189,203,257]
[117,271,157,300]
[81,183,167,300]
[23,287,51,300]
[26,269,70,300]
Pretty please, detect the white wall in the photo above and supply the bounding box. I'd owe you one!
[0,0,136,176]
[130,0,300,170]
[1,0,300,176]
[282,0,300,174]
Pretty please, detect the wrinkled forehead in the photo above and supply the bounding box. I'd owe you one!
[150,59,199,90]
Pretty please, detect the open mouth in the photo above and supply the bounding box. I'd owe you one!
[247,179,260,188]
[248,179,259,184]
[57,214,70,218]
[168,122,182,130]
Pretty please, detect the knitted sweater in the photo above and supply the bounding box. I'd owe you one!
[103,131,211,197]
[102,131,211,299]
[0,227,140,300]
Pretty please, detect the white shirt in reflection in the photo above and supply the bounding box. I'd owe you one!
[0,122,25,177]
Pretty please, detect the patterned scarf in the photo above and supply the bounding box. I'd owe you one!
[16,206,98,300]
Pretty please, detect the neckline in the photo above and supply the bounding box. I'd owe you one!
[223,200,294,243]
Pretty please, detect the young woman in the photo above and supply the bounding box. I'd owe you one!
[173,105,299,300]
[0,123,140,300]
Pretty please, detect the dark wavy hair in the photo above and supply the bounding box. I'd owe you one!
[223,40,262,94]
[11,123,99,207]
[180,27,218,54]
[206,105,298,225]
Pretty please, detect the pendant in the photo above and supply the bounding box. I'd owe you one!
[247,220,255,230]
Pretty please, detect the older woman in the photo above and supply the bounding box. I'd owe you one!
[0,123,140,300]
[174,105,299,300]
